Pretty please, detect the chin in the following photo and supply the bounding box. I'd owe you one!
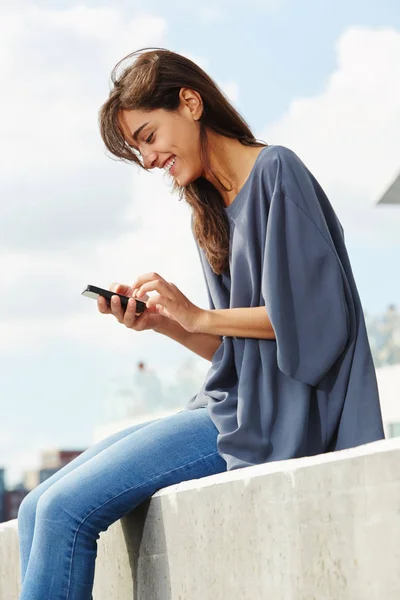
[176,174,192,187]
[173,162,201,187]
[180,170,202,187]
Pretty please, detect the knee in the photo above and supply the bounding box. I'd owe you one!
[35,484,103,540]
[18,488,41,526]
[35,483,79,525]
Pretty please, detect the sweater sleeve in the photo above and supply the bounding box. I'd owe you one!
[261,152,350,386]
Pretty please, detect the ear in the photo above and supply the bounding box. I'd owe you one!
[179,88,204,121]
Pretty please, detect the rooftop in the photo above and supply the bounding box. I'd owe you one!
[377,171,400,205]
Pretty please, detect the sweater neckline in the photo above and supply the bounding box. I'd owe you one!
[225,146,270,217]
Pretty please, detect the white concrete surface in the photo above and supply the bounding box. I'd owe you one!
[1,437,400,599]
[0,519,20,600]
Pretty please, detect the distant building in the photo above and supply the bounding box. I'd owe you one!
[1,448,86,523]
[41,449,84,470]
[366,304,400,368]
[376,363,400,439]
[4,489,29,521]
[108,361,165,419]
[39,468,60,485]
[33,449,85,486]
[0,469,5,522]
[374,172,400,431]
[377,171,400,205]
[23,470,40,492]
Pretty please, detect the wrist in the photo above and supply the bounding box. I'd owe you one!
[153,316,170,335]
[196,309,213,335]
[154,317,189,340]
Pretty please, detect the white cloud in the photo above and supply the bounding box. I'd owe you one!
[0,168,209,356]
[175,51,240,104]
[4,11,398,364]
[37,5,122,40]
[0,4,236,355]
[0,4,168,180]
[0,3,169,258]
[263,27,400,246]
[221,81,240,105]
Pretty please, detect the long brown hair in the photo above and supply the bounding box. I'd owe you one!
[99,48,266,274]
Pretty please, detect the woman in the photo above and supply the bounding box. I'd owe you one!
[18,48,384,599]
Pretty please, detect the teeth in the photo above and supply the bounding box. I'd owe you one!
[164,156,176,172]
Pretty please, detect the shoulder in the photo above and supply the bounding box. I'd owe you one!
[256,145,315,194]
[257,145,306,174]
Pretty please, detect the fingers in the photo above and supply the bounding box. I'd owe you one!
[132,272,163,286]
[110,295,127,323]
[132,272,165,294]
[110,295,144,327]
[136,292,150,302]
[97,295,110,314]
[136,279,172,300]
[110,282,132,296]
[97,280,150,329]
[123,298,139,328]
[98,286,124,316]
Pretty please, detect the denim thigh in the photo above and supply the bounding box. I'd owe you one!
[19,407,226,600]
[19,415,159,518]
[38,407,226,526]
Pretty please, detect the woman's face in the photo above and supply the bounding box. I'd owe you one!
[118,89,204,187]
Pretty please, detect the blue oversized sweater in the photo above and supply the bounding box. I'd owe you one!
[186,145,384,471]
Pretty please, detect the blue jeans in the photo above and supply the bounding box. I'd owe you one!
[18,407,227,599]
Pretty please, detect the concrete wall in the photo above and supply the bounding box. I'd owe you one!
[1,438,400,599]
[0,519,20,600]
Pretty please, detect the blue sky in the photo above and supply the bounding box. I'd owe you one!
[1,0,400,487]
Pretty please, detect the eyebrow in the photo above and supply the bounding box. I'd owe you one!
[132,121,150,142]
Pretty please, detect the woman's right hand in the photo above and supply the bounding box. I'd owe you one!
[97,282,168,332]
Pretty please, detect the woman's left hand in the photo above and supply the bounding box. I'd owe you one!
[133,272,205,334]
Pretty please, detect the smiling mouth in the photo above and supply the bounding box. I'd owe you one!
[164,155,177,174]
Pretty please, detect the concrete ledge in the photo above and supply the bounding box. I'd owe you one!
[0,519,20,600]
[1,438,400,599]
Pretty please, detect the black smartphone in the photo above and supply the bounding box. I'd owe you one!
[81,285,146,314]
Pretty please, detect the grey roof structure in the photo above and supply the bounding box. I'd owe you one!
[377,171,400,205]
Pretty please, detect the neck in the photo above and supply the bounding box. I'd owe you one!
[203,134,265,206]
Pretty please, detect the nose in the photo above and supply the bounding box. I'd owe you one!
[142,149,158,170]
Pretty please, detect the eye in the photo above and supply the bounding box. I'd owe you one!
[144,133,154,144]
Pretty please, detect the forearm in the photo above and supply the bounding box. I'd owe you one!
[198,306,276,339]
[154,318,223,362]
[153,306,274,360]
